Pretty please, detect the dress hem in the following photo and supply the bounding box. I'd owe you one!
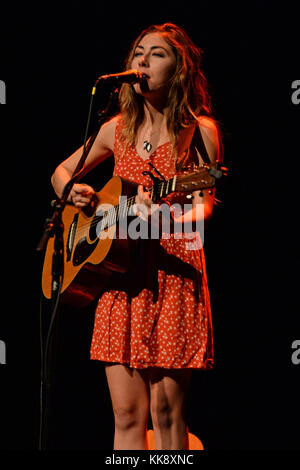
[90,355,214,370]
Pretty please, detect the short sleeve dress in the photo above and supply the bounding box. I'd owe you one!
[90,117,214,369]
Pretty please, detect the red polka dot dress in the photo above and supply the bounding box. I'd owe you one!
[90,117,214,369]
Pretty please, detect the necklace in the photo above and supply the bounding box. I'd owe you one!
[143,129,160,153]
[141,120,165,154]
[143,140,152,153]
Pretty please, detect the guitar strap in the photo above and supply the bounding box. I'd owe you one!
[176,123,212,172]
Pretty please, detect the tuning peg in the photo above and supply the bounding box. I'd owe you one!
[217,165,229,177]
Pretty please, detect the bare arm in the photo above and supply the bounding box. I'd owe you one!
[188,117,220,222]
[51,116,118,205]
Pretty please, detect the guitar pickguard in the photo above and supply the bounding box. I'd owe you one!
[72,237,99,267]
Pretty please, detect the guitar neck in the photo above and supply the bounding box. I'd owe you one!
[100,163,220,230]
[100,175,177,230]
[150,176,177,202]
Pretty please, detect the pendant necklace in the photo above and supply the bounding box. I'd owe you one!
[143,140,152,153]
[142,125,162,154]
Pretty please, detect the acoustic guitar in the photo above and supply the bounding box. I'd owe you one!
[42,164,223,307]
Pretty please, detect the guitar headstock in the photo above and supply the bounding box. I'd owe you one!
[149,163,228,203]
[175,164,225,193]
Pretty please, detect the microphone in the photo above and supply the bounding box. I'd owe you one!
[97,69,148,84]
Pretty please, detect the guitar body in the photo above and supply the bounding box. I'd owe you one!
[42,176,138,308]
[42,164,225,308]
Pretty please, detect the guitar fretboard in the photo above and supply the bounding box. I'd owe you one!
[99,175,177,231]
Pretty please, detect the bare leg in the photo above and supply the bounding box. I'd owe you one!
[105,363,150,450]
[149,368,192,450]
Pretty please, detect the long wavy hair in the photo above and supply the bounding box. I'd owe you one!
[118,23,219,156]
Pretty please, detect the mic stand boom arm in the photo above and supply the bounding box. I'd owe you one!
[36,82,118,450]
[37,84,118,252]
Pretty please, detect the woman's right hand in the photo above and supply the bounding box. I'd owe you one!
[69,183,95,208]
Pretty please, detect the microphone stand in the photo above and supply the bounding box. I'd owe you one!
[36,82,119,450]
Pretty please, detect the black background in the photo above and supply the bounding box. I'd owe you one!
[1,0,299,451]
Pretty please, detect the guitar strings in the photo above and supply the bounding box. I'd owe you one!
[72,177,165,237]
[72,192,142,237]
[69,171,206,238]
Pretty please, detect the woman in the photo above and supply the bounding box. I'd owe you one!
[51,23,222,450]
